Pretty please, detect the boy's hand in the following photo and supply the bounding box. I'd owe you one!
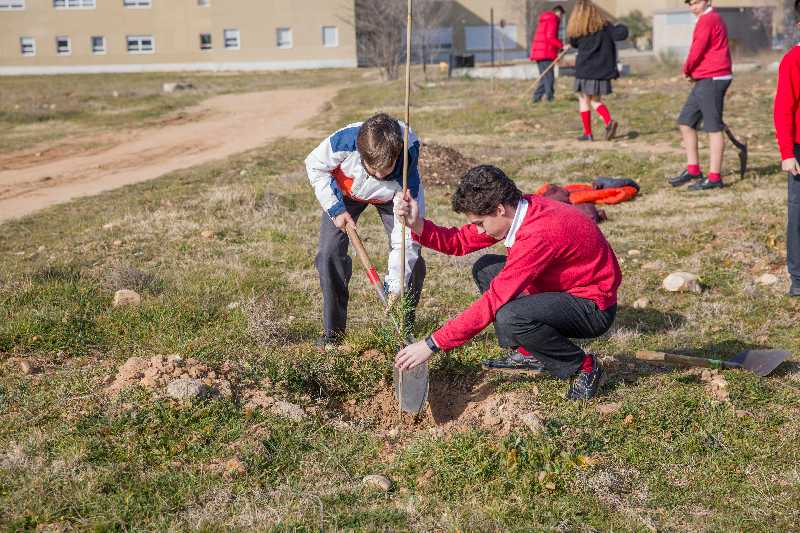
[394,340,433,370]
[333,212,355,232]
[396,191,424,234]
[782,157,800,176]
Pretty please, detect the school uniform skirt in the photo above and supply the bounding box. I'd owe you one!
[574,78,612,96]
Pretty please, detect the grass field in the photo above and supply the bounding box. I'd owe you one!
[1,64,799,530]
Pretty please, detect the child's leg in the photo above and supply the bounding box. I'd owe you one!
[578,93,592,136]
[789,157,800,286]
[707,131,725,182]
[591,96,612,127]
[677,81,705,175]
[680,125,701,173]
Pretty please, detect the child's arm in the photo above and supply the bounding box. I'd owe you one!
[385,183,427,294]
[413,219,498,257]
[609,24,629,42]
[774,55,800,167]
[683,20,711,78]
[305,135,349,218]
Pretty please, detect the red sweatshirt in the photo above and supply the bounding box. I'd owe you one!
[413,195,622,351]
[774,45,800,160]
[683,8,732,80]
[530,11,563,62]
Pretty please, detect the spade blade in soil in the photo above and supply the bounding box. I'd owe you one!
[393,364,429,415]
[729,349,792,377]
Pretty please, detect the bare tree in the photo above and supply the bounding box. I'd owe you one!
[411,0,453,78]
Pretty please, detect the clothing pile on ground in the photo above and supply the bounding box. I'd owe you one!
[535,177,640,223]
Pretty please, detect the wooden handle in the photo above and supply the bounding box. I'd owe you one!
[635,350,733,370]
[345,225,373,273]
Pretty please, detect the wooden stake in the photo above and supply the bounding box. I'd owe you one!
[399,0,413,419]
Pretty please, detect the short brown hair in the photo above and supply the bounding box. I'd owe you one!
[452,165,522,215]
[567,0,607,39]
[357,113,404,171]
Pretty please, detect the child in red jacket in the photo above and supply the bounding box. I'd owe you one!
[669,0,732,191]
[530,5,564,103]
[773,0,800,297]
[394,165,621,400]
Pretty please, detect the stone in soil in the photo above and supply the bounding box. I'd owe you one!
[362,474,392,492]
[166,378,210,401]
[113,289,141,308]
[662,272,702,293]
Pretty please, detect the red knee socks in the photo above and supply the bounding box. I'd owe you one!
[595,104,612,126]
[580,111,592,136]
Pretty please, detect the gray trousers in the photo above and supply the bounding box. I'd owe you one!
[533,60,555,102]
[315,197,426,335]
[789,145,800,285]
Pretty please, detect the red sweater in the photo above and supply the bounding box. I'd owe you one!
[774,45,800,160]
[530,11,563,61]
[683,9,732,80]
[413,195,622,351]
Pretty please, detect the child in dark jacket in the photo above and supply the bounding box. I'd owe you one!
[567,0,628,142]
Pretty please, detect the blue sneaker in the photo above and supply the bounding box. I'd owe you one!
[566,354,605,400]
[482,350,546,372]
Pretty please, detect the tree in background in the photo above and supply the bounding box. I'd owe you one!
[618,10,652,50]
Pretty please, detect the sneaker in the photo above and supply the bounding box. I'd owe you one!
[668,169,703,187]
[604,120,618,141]
[315,332,342,350]
[566,354,605,400]
[577,134,594,142]
[688,178,724,191]
[482,349,546,373]
[789,282,800,297]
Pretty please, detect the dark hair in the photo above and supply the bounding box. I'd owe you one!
[452,165,522,215]
[553,5,565,15]
[357,113,403,171]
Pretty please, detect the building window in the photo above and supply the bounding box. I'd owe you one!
[322,26,338,47]
[91,35,105,54]
[0,1,25,9]
[54,0,95,7]
[56,36,71,55]
[276,27,292,49]
[20,37,35,56]
[123,0,151,7]
[197,0,209,5]
[223,29,240,50]
[200,33,212,50]
[127,35,154,53]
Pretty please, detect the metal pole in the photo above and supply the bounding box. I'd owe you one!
[490,7,495,67]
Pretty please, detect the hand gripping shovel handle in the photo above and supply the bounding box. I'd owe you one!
[635,350,741,370]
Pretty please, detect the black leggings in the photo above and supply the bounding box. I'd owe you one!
[473,254,616,379]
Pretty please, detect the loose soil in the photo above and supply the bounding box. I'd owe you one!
[0,87,338,222]
[417,142,477,187]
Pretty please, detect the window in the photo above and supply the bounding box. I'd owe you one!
[127,35,154,53]
[223,29,240,50]
[322,26,338,47]
[53,0,94,7]
[199,33,212,50]
[20,37,35,56]
[123,0,150,7]
[0,1,25,9]
[464,24,517,51]
[91,35,105,54]
[197,0,209,5]
[276,27,292,49]
[56,36,71,55]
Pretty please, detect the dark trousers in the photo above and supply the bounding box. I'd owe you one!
[473,254,616,379]
[789,146,800,285]
[315,197,426,335]
[533,60,555,102]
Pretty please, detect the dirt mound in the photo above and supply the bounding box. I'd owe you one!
[341,372,544,437]
[417,142,477,187]
[107,355,234,399]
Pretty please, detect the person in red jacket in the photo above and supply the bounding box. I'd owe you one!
[669,0,733,191]
[773,0,800,297]
[530,5,564,103]
[393,165,621,400]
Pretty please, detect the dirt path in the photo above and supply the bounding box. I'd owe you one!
[0,86,338,223]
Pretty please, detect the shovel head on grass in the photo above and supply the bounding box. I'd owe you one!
[393,364,429,415]
[635,349,792,377]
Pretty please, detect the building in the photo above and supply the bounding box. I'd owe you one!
[0,0,357,75]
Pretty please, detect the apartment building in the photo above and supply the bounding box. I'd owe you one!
[0,0,357,75]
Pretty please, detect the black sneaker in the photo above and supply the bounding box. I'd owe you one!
[688,178,724,191]
[668,170,703,187]
[577,134,594,142]
[482,350,546,373]
[315,332,343,350]
[566,354,605,400]
[789,282,800,297]
[605,120,618,141]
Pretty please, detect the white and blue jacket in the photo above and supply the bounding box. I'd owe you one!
[305,121,426,294]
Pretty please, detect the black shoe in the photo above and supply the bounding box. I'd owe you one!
[566,354,605,400]
[532,98,542,104]
[482,350,546,372]
[668,170,703,187]
[577,134,594,142]
[315,332,343,350]
[789,282,800,297]
[688,178,724,191]
[605,120,618,141]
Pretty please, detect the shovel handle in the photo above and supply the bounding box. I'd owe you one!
[345,224,388,306]
[635,350,739,370]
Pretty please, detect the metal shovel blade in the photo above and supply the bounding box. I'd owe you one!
[729,349,792,377]
[393,364,429,415]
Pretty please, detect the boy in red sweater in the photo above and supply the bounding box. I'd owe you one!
[669,0,732,191]
[394,165,621,400]
[773,0,800,297]
[530,5,564,103]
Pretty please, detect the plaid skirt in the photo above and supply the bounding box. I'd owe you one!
[574,78,613,96]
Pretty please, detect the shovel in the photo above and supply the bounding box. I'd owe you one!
[723,124,748,179]
[635,349,792,377]
[345,224,429,414]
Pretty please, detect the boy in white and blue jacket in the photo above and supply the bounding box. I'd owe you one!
[305,113,427,346]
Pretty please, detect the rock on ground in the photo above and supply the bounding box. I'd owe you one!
[519,412,545,434]
[662,272,702,293]
[362,474,392,492]
[166,378,210,401]
[756,273,779,286]
[113,289,141,308]
[632,297,650,309]
[596,402,623,415]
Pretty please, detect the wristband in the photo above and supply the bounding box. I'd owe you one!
[425,335,440,353]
